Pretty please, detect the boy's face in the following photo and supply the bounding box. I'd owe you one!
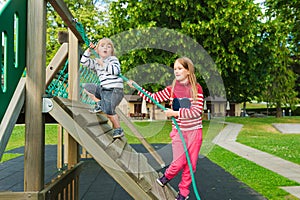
[97,42,113,58]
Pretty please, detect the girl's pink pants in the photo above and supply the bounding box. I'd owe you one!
[164,128,203,197]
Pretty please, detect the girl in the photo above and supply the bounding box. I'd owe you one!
[128,57,203,200]
[80,38,124,139]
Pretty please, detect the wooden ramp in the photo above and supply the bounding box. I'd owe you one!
[49,97,176,200]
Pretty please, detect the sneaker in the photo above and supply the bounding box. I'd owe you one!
[156,175,170,187]
[175,193,189,200]
[89,103,102,113]
[113,128,124,139]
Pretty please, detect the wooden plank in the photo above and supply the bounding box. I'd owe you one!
[74,112,108,127]
[115,143,132,171]
[66,29,80,168]
[148,169,167,200]
[164,184,177,199]
[40,162,83,199]
[68,29,80,101]
[67,135,79,168]
[94,131,114,149]
[126,150,139,181]
[105,137,128,160]
[0,78,25,161]
[0,192,40,200]
[24,0,46,191]
[85,123,113,138]
[138,154,166,200]
[47,0,83,42]
[137,153,152,193]
[56,96,90,110]
[57,125,64,169]
[49,100,153,200]
[62,103,91,117]
[116,107,165,168]
[54,97,108,125]
[45,43,68,87]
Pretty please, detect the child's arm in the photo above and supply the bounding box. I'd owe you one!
[127,80,171,103]
[80,43,97,70]
[178,87,204,119]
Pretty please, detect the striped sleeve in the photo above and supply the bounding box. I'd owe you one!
[80,50,97,70]
[138,87,172,103]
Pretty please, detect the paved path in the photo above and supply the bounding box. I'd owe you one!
[213,122,300,199]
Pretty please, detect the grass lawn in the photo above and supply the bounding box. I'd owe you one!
[1,116,300,200]
[1,124,58,162]
[226,116,300,165]
[210,116,300,200]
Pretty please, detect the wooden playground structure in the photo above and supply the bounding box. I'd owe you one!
[0,0,176,199]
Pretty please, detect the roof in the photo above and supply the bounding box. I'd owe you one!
[204,96,227,102]
[124,95,142,102]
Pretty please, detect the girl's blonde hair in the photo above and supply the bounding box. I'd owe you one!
[96,38,115,56]
[171,57,198,101]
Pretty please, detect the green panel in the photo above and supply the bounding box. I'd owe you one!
[0,0,27,122]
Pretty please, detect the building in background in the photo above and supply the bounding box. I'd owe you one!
[118,95,168,120]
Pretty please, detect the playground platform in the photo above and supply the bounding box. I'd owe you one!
[0,144,266,200]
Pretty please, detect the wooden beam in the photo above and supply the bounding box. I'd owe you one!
[68,29,80,101]
[0,78,25,161]
[24,0,46,191]
[45,43,68,87]
[57,125,64,169]
[65,29,80,168]
[47,0,83,42]
[116,107,166,168]
[0,192,41,200]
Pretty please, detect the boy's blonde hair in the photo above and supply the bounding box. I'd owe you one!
[96,38,115,56]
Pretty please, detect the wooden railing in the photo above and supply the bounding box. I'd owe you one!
[40,162,83,200]
[0,162,83,200]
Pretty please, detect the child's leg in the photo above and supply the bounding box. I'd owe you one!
[164,129,187,180]
[101,88,124,138]
[178,129,203,197]
[107,114,121,129]
[83,84,101,109]
[84,89,100,102]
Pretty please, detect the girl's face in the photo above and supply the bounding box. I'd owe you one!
[174,60,189,83]
[96,42,113,58]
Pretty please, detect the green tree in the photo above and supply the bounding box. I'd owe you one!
[260,0,299,117]
[46,0,105,65]
[107,0,264,104]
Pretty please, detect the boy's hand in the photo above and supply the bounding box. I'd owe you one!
[89,42,96,49]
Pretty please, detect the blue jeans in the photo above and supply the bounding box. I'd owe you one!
[83,83,124,115]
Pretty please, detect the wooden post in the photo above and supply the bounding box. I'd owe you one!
[57,125,64,169]
[24,0,46,191]
[66,28,80,168]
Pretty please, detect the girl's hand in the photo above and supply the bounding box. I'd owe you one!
[164,108,179,117]
[127,80,136,89]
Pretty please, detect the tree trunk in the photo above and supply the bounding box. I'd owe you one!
[242,102,246,117]
[276,102,282,118]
